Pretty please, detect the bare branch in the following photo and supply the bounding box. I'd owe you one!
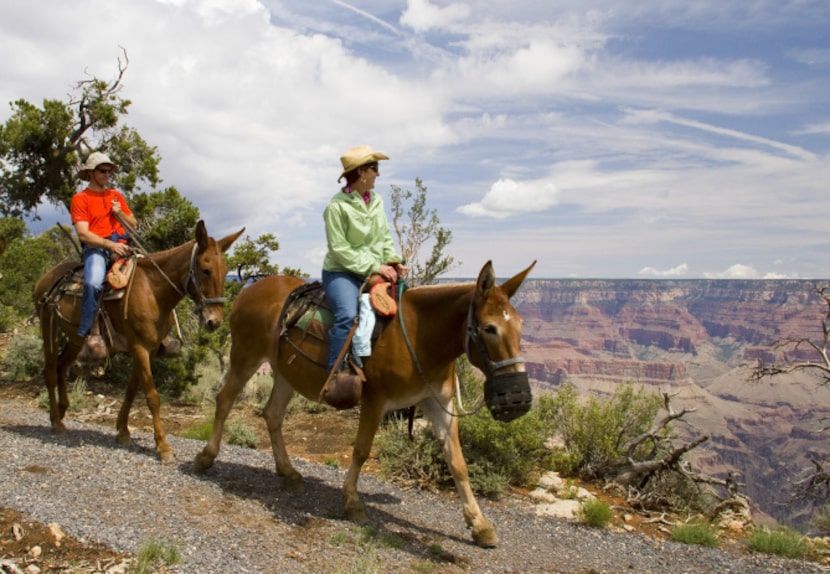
[750,283,830,386]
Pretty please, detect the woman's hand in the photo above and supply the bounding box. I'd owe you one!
[378,264,399,283]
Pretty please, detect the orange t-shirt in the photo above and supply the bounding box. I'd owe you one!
[70,188,133,239]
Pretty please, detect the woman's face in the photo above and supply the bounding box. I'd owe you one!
[359,163,379,188]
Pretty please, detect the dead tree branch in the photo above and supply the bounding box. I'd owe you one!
[750,284,830,386]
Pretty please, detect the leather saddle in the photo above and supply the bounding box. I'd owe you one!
[277,280,395,369]
[58,255,139,301]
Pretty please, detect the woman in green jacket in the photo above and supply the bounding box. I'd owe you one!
[322,145,408,391]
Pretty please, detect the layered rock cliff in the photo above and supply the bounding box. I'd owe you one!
[511,279,830,527]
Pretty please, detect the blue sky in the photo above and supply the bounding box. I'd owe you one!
[1,0,829,279]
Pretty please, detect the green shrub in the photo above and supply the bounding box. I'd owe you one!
[548,382,663,477]
[672,520,720,547]
[747,526,811,559]
[375,418,449,490]
[577,498,613,528]
[287,393,333,415]
[226,421,258,448]
[375,387,557,498]
[181,419,214,441]
[1,328,43,380]
[134,536,181,574]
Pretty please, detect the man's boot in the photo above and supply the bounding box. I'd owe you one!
[77,334,107,363]
[321,369,363,410]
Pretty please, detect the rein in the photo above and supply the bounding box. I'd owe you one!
[115,214,225,313]
[396,283,485,418]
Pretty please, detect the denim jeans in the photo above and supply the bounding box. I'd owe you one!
[322,270,362,371]
[78,247,108,337]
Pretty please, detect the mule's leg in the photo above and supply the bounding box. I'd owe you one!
[55,344,80,423]
[40,317,72,434]
[421,396,499,548]
[342,403,385,524]
[260,372,303,490]
[194,355,261,472]
[42,343,65,434]
[119,346,175,462]
[115,362,140,447]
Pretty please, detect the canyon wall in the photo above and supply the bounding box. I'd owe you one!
[511,279,830,526]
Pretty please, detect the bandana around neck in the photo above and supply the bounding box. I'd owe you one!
[343,185,371,206]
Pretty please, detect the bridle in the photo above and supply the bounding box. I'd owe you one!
[464,297,526,379]
[115,213,227,315]
[398,285,533,422]
[182,243,227,313]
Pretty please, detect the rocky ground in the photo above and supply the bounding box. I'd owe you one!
[0,377,828,573]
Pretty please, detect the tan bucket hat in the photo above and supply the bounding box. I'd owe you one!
[79,151,116,181]
[338,145,389,181]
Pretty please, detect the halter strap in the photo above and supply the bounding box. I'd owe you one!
[184,243,227,311]
[464,296,525,377]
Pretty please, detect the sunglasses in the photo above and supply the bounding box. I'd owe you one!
[95,168,113,174]
[365,164,379,174]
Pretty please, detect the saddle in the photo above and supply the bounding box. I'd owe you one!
[57,255,139,301]
[277,278,398,369]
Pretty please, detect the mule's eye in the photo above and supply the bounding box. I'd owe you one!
[484,325,498,336]
[201,268,210,277]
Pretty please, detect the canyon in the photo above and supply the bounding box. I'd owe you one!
[511,278,830,528]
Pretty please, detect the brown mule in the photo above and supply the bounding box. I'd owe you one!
[34,221,243,462]
[195,260,536,547]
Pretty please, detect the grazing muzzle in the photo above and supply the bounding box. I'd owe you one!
[484,371,532,422]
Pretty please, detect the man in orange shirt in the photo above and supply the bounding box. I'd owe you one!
[70,152,136,361]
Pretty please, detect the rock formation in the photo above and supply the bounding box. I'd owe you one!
[512,279,830,528]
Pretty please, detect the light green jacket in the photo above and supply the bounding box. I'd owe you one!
[322,189,401,278]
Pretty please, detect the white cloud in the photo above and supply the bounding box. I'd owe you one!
[793,122,830,136]
[639,264,689,277]
[702,264,759,279]
[457,179,560,218]
[401,0,470,33]
[1,0,829,278]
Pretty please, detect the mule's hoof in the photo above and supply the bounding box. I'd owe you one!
[158,450,176,464]
[472,523,499,548]
[194,452,215,473]
[344,504,368,525]
[283,474,305,493]
[51,422,67,435]
[115,433,132,446]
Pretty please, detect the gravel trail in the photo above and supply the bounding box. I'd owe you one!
[0,403,825,574]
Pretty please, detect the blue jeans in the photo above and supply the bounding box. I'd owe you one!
[78,247,108,337]
[322,270,362,371]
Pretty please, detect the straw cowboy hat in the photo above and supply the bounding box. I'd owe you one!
[79,151,116,181]
[338,145,389,181]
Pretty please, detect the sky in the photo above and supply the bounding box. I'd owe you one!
[1,0,829,279]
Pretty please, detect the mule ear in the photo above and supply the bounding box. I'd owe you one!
[195,220,208,250]
[476,260,496,294]
[500,260,536,298]
[218,227,245,253]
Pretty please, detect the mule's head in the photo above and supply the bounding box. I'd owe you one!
[186,221,245,331]
[467,260,536,422]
